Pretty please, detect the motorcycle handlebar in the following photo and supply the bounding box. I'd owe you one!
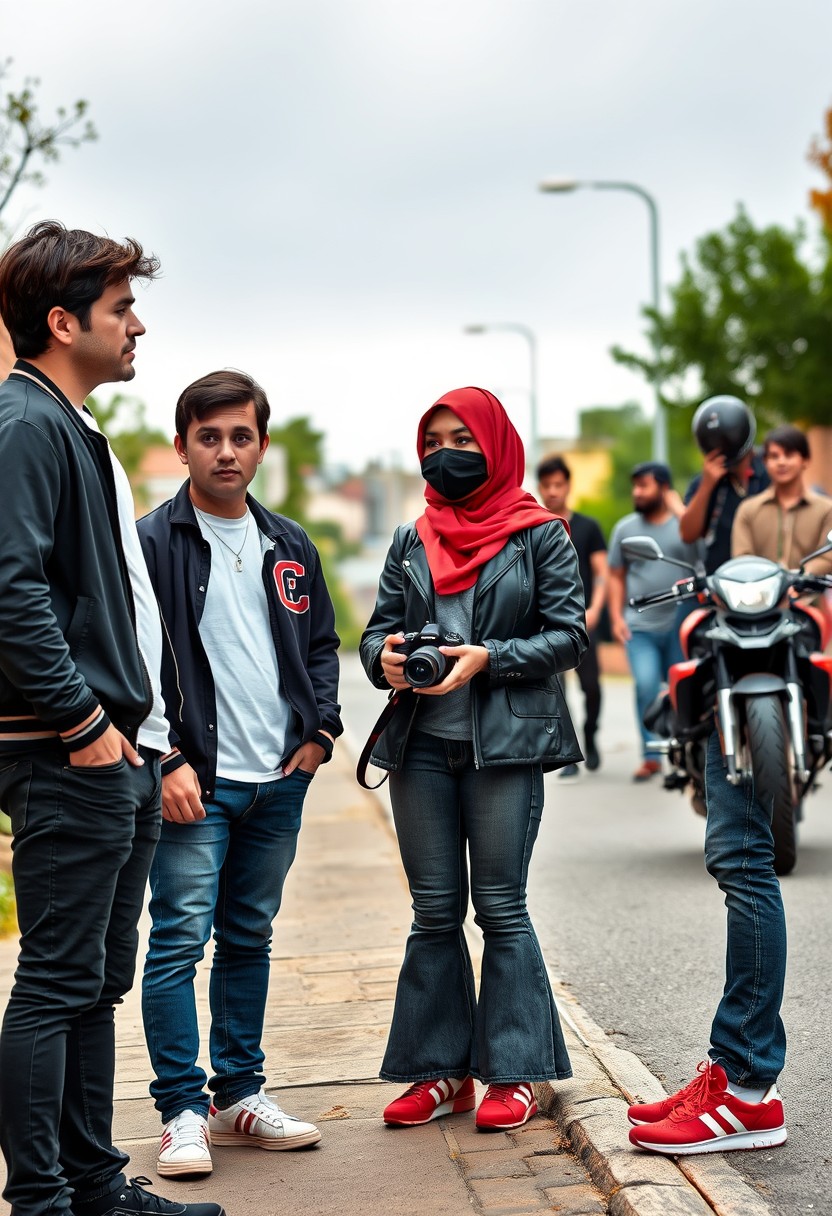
[793,574,832,594]
[629,586,698,610]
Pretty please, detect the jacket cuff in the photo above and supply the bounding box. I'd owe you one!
[60,706,111,752]
[313,731,334,762]
[161,748,189,777]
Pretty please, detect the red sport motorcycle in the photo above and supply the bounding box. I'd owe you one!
[621,533,832,875]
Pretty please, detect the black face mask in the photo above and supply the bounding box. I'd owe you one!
[421,449,488,500]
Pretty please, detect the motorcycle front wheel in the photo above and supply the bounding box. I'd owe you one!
[744,695,797,876]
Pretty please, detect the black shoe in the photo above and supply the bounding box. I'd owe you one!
[73,1176,226,1216]
[558,763,580,780]
[584,738,600,771]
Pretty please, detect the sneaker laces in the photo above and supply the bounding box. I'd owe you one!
[670,1062,723,1119]
[121,1178,175,1211]
[483,1083,522,1103]
[239,1090,290,1126]
[167,1110,207,1149]
[400,1079,443,1101]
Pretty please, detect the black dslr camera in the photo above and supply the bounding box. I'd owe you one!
[392,623,464,688]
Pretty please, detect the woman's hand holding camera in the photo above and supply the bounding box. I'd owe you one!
[381,634,411,690]
[382,634,489,694]
[415,644,489,695]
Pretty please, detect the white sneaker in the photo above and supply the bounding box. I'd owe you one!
[208,1088,321,1150]
[157,1108,212,1177]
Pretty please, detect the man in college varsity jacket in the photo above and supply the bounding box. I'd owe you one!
[0,222,224,1216]
[137,369,342,1180]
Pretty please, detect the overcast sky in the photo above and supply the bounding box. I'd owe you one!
[2,0,830,471]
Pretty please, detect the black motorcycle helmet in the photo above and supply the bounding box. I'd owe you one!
[692,395,756,465]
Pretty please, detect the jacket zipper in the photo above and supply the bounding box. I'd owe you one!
[469,542,524,768]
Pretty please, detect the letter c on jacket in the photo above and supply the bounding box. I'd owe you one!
[274,561,310,613]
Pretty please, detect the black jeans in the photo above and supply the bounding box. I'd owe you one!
[575,631,601,742]
[0,745,161,1216]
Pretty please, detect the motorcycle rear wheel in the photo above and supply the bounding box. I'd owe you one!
[744,695,797,876]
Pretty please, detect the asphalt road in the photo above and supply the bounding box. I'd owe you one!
[339,654,832,1216]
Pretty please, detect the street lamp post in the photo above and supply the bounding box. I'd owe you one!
[463,322,539,467]
[538,177,666,465]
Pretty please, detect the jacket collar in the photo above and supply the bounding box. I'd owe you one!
[756,484,813,508]
[10,359,83,414]
[169,479,288,540]
[9,360,104,443]
[403,524,526,600]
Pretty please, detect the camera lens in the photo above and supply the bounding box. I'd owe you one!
[405,646,445,688]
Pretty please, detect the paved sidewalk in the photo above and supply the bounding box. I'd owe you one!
[0,743,774,1216]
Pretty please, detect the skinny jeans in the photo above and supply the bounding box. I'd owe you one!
[142,771,310,1122]
[704,731,787,1085]
[0,745,161,1216]
[383,729,570,1084]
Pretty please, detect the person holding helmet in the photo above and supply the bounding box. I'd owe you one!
[628,400,790,1159]
[679,395,769,574]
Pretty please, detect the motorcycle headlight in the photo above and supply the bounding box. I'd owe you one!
[713,573,784,612]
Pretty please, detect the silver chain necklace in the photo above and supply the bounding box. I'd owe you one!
[195,508,251,572]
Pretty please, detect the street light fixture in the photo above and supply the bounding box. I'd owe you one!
[463,322,539,467]
[538,177,666,464]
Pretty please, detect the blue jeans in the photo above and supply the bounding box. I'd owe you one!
[384,730,570,1084]
[704,732,787,1086]
[0,746,161,1216]
[142,771,311,1122]
[626,627,682,759]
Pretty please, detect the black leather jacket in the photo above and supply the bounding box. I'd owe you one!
[360,519,588,771]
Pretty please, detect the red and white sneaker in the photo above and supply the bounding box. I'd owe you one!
[628,1060,722,1125]
[628,1062,786,1155]
[383,1076,475,1125]
[475,1083,537,1131]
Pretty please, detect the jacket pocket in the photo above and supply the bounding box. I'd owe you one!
[506,685,561,720]
[66,595,95,656]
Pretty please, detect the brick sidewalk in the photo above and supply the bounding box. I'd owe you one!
[0,749,606,1216]
[0,740,773,1216]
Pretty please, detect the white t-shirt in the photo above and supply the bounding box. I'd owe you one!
[194,507,290,782]
[79,409,169,753]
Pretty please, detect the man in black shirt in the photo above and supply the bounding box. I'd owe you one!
[537,455,607,775]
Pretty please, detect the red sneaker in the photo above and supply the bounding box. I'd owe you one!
[628,1060,719,1125]
[628,1062,786,1155]
[475,1083,537,1131]
[383,1077,475,1126]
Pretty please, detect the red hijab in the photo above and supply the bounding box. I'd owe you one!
[414,387,563,594]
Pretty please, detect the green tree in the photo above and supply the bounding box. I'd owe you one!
[268,416,363,647]
[0,60,97,237]
[611,207,832,429]
[87,392,168,506]
[573,403,700,540]
[269,416,324,521]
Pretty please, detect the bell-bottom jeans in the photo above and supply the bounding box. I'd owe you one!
[142,770,310,1123]
[0,745,161,1216]
[704,731,787,1086]
[383,729,570,1085]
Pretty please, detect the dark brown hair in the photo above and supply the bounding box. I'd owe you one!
[536,454,571,482]
[175,370,271,444]
[763,424,810,461]
[0,220,160,358]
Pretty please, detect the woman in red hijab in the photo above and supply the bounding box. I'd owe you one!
[360,387,588,1131]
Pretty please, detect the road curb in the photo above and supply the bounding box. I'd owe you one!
[535,979,776,1216]
[342,726,776,1216]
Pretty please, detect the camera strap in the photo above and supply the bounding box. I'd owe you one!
[355,690,411,790]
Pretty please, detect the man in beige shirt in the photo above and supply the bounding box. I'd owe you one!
[732,424,832,574]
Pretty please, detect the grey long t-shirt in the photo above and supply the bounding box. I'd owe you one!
[608,513,698,633]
